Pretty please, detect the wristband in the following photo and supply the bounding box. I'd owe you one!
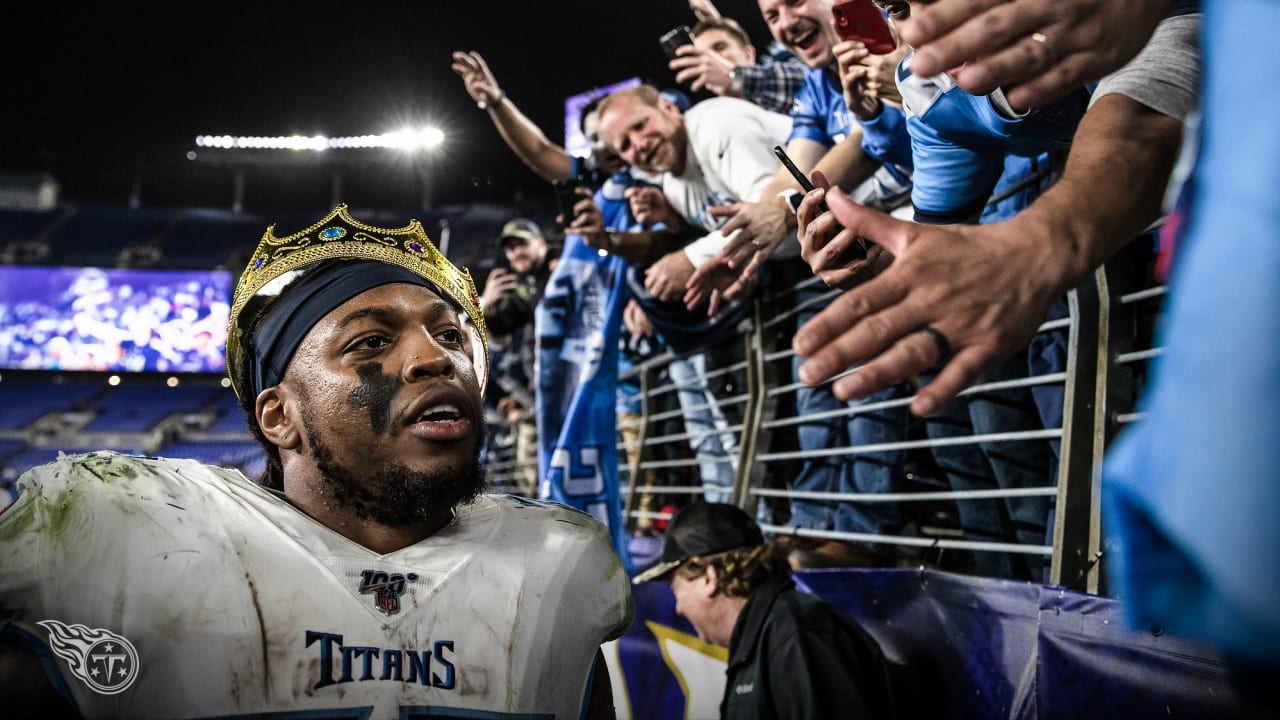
[477,89,506,111]
[777,189,803,215]
[729,67,745,95]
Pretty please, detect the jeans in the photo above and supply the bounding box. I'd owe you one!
[922,353,1055,581]
[1027,295,1070,459]
[668,352,738,503]
[789,282,909,539]
[789,373,909,536]
[836,384,910,535]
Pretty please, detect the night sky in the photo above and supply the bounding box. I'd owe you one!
[8,1,779,216]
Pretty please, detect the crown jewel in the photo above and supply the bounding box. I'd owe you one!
[226,204,487,400]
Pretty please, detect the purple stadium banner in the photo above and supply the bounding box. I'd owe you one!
[564,76,642,159]
[610,567,1250,719]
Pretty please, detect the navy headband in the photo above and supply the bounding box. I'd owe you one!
[246,261,438,398]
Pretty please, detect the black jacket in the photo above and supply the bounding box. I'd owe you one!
[485,258,552,408]
[485,259,551,338]
[721,573,897,720]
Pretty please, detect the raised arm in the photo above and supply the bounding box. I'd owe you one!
[450,50,575,182]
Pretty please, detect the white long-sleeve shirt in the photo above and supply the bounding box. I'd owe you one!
[660,96,794,268]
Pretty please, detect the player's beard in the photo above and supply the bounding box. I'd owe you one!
[305,424,487,527]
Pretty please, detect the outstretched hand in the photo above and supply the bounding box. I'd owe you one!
[899,0,1172,111]
[450,50,502,105]
[684,256,746,316]
[791,188,1071,416]
[645,250,697,303]
[705,199,791,277]
[623,299,655,339]
[668,45,736,96]
[796,170,889,291]
[683,199,790,314]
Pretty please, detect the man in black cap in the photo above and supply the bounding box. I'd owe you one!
[483,218,554,339]
[634,502,897,719]
[481,217,555,496]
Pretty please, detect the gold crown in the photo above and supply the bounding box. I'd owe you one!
[226,204,488,401]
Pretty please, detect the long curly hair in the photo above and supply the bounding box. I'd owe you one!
[673,541,791,598]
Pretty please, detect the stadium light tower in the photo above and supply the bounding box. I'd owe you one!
[189,126,447,212]
[193,127,446,153]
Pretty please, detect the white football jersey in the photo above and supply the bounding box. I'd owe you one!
[0,451,634,719]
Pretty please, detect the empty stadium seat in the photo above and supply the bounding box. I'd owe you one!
[80,385,224,433]
[158,208,265,269]
[44,204,177,268]
[204,391,251,434]
[0,380,103,430]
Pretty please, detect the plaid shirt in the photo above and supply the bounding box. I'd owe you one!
[734,55,807,114]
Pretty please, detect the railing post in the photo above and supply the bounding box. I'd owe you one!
[1088,248,1146,595]
[1051,276,1103,591]
[622,363,659,535]
[732,307,765,514]
[737,296,794,517]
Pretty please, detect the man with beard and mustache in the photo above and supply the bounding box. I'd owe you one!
[0,205,634,719]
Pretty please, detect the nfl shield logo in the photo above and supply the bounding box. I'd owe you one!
[358,570,418,616]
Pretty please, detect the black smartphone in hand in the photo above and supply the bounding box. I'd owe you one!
[660,26,696,60]
[774,145,827,210]
[553,174,587,227]
[773,145,868,261]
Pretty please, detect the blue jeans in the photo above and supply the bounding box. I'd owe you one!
[789,283,909,539]
[922,353,1055,580]
[789,378,909,536]
[836,384,910,536]
[1027,295,1069,459]
[667,352,738,503]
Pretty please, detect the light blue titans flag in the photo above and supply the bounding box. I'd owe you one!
[534,233,633,572]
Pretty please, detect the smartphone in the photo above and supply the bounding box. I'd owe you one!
[659,25,696,60]
[553,174,587,226]
[773,145,868,261]
[774,145,825,204]
[832,0,896,55]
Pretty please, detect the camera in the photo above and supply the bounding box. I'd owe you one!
[553,174,587,226]
[659,25,696,60]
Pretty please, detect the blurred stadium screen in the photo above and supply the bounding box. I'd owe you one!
[0,265,232,374]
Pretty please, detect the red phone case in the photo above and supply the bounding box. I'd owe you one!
[832,0,896,55]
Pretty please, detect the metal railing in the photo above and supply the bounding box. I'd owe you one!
[485,242,1165,595]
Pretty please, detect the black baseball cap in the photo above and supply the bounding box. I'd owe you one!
[497,218,543,249]
[632,502,764,584]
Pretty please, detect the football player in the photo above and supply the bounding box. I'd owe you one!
[0,205,634,718]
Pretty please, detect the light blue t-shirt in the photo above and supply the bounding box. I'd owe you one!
[896,56,1090,224]
[788,66,913,187]
[1102,0,1279,666]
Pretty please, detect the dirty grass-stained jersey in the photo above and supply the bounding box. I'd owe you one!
[0,451,634,718]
